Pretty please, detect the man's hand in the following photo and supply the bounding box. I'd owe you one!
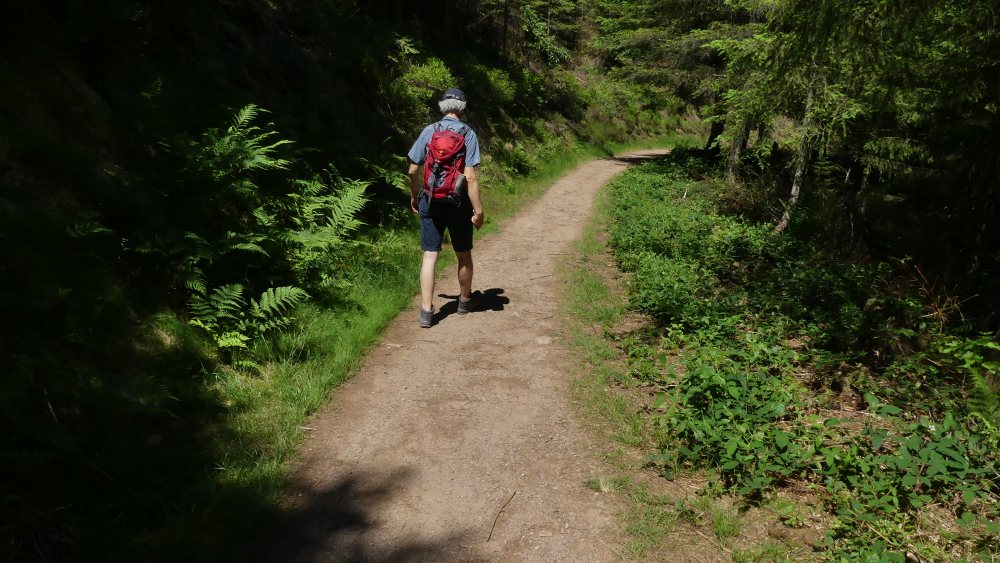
[407,162,422,214]
[471,210,484,229]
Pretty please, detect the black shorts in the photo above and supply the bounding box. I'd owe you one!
[418,193,474,252]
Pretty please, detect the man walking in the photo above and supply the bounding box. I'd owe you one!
[407,88,486,328]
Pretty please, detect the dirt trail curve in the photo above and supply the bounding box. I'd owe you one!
[260,150,668,562]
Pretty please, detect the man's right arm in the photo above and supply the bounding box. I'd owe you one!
[407,125,432,213]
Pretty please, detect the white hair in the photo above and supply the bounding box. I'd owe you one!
[438,98,467,115]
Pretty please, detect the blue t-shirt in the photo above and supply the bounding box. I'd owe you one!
[407,116,481,167]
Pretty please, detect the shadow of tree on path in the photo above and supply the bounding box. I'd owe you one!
[248,466,480,563]
[607,152,669,165]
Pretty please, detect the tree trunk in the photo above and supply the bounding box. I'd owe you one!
[502,0,510,56]
[774,130,811,234]
[774,80,817,234]
[725,123,749,184]
[705,121,724,155]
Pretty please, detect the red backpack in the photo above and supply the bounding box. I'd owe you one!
[423,123,469,204]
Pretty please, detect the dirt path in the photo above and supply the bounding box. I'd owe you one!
[261,150,667,562]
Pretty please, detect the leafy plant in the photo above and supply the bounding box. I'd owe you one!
[284,174,371,289]
[198,104,292,182]
[188,284,308,365]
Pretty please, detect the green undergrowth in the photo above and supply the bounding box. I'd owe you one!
[563,177,801,561]
[133,247,420,559]
[598,150,1000,561]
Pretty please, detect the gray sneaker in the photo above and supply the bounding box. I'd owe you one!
[457,293,478,315]
[418,305,434,328]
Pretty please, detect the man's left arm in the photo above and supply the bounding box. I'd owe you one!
[464,129,484,228]
[466,165,484,229]
[408,162,422,213]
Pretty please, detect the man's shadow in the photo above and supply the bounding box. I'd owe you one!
[435,288,508,322]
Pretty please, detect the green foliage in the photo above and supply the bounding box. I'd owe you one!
[609,157,781,280]
[589,0,757,110]
[521,3,572,64]
[387,45,456,134]
[656,324,809,497]
[199,104,292,179]
[466,64,517,107]
[628,253,720,325]
[579,75,682,144]
[284,174,373,289]
[606,153,1000,559]
[188,284,308,362]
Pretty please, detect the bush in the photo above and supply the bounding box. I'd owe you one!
[467,63,517,107]
[628,253,721,325]
[387,46,456,134]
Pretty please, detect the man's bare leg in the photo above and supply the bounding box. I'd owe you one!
[456,250,473,300]
[420,251,439,311]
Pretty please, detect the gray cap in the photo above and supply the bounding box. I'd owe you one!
[442,88,466,102]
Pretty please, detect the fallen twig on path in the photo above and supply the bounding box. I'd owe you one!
[487,491,517,542]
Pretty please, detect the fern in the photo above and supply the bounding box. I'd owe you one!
[184,266,208,296]
[172,105,372,362]
[358,156,410,191]
[220,231,268,256]
[181,232,214,262]
[232,358,263,371]
[253,286,309,317]
[187,283,308,363]
[375,231,404,249]
[251,286,308,335]
[216,331,251,350]
[207,284,247,322]
[325,179,368,236]
[188,283,244,329]
[284,173,371,288]
[231,104,260,130]
[970,372,1000,427]
[66,221,113,238]
[211,104,293,174]
[937,334,1000,425]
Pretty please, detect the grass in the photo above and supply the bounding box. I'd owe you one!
[730,542,799,562]
[624,485,679,557]
[212,259,420,494]
[559,154,720,559]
